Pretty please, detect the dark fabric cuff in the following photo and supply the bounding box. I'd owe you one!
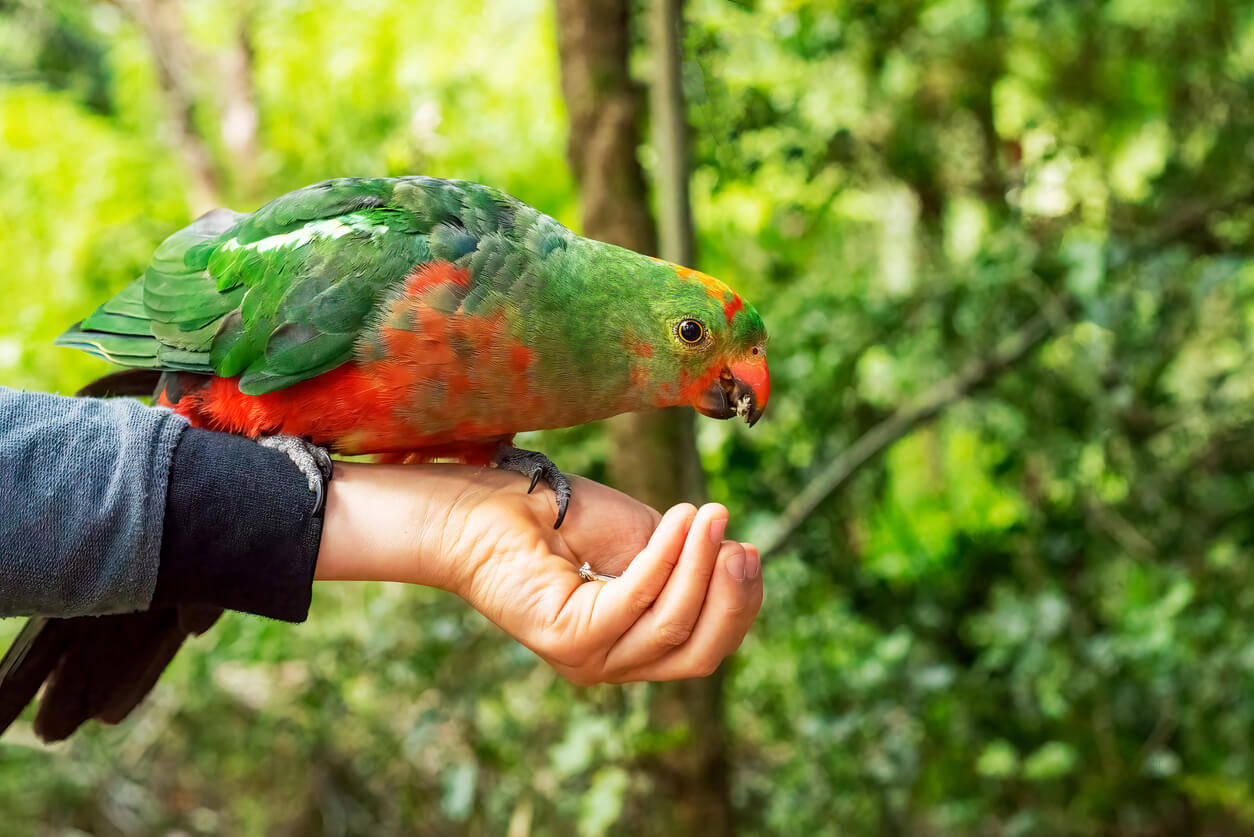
[153,427,323,622]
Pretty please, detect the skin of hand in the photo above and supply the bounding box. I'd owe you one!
[315,462,764,684]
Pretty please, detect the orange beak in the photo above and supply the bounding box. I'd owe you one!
[693,354,770,427]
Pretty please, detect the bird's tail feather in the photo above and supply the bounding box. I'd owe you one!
[0,617,59,733]
[73,368,165,398]
[0,608,222,741]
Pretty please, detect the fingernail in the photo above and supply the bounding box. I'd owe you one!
[726,547,746,581]
[708,513,728,547]
[744,545,761,579]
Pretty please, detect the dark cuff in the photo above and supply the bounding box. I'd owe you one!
[153,427,324,622]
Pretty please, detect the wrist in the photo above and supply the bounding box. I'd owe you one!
[156,426,321,621]
[314,462,533,593]
[315,462,456,590]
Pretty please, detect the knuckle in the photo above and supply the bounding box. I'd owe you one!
[695,656,722,678]
[562,670,599,687]
[535,633,585,669]
[545,645,589,671]
[630,591,656,617]
[656,619,695,647]
[543,638,610,675]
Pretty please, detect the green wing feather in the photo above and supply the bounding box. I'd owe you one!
[55,177,546,394]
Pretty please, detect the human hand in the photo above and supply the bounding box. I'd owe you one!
[316,462,763,684]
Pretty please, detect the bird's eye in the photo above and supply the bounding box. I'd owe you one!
[677,319,705,344]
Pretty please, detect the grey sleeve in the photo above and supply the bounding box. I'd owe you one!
[0,387,189,617]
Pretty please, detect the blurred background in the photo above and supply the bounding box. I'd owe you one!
[2,0,1254,833]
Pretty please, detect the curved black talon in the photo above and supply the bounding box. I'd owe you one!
[494,445,573,528]
[310,445,334,484]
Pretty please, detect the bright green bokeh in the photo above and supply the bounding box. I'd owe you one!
[3,0,1254,833]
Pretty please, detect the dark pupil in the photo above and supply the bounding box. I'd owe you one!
[681,321,702,342]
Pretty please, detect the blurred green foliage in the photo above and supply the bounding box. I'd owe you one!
[2,0,1254,834]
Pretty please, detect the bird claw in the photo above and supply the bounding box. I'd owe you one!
[493,445,572,528]
[258,435,334,513]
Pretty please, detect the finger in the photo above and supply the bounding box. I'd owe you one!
[572,503,698,644]
[614,539,763,682]
[623,541,762,681]
[602,504,728,672]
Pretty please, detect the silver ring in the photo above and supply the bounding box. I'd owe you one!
[578,562,618,582]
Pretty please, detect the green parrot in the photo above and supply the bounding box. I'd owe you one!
[0,176,769,740]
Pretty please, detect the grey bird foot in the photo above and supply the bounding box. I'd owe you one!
[493,445,573,529]
[258,435,334,513]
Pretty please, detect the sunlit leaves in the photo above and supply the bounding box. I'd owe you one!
[3,0,1254,832]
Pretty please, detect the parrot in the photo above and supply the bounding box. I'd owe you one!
[0,176,769,741]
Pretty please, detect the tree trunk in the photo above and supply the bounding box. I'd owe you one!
[112,0,222,215]
[555,0,655,256]
[219,2,262,200]
[555,0,733,832]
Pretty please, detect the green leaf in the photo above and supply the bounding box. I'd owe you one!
[1023,742,1078,782]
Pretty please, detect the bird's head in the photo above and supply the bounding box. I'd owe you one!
[530,237,769,430]
[638,259,770,427]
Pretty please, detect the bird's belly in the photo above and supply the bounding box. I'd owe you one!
[166,360,581,458]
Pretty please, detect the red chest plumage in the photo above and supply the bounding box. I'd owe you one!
[158,262,547,461]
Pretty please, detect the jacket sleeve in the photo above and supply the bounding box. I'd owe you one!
[0,387,323,622]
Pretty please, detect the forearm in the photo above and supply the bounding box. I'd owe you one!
[0,387,324,621]
[0,387,186,617]
[315,461,513,593]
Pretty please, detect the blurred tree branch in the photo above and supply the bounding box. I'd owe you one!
[554,0,655,255]
[651,0,696,268]
[108,0,221,214]
[219,1,262,198]
[761,173,1254,557]
[760,308,1059,555]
